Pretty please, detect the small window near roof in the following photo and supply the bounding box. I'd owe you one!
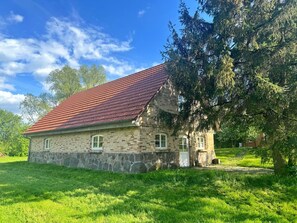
[92,135,103,150]
[198,136,205,149]
[178,95,185,112]
[44,138,50,150]
[155,133,167,149]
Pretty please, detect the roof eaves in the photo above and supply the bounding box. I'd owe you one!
[24,119,137,137]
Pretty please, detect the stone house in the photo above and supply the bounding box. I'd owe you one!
[25,64,215,173]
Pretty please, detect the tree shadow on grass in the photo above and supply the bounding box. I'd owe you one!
[0,161,295,222]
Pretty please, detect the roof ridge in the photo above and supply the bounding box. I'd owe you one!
[78,63,165,94]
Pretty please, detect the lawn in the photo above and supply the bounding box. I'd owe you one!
[215,147,274,168]
[0,157,296,223]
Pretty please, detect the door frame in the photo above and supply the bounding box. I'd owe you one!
[179,136,190,167]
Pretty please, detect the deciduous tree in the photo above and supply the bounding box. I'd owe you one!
[79,64,106,89]
[20,93,56,124]
[21,64,106,124]
[0,109,29,156]
[47,65,81,102]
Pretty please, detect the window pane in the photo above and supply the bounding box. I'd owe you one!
[155,135,160,147]
[93,136,98,148]
[99,136,103,148]
[155,135,160,141]
[179,145,183,151]
[161,135,166,147]
[198,137,205,149]
[45,139,50,149]
[155,141,160,147]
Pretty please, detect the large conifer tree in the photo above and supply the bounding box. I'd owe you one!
[163,0,297,174]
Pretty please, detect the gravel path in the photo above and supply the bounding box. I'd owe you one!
[195,165,274,174]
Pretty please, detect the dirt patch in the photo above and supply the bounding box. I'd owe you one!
[195,165,274,174]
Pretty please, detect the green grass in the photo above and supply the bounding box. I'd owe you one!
[215,147,273,168]
[0,156,27,163]
[0,157,296,223]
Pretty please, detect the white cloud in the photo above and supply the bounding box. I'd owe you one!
[7,12,24,23]
[138,10,146,17]
[0,12,24,29]
[103,63,134,77]
[0,90,25,114]
[0,77,15,91]
[134,67,147,73]
[0,16,151,115]
[0,17,133,78]
[103,61,161,77]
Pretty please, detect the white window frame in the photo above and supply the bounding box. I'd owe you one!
[155,133,167,149]
[178,95,185,112]
[44,138,50,150]
[91,135,103,151]
[179,136,188,152]
[197,136,205,149]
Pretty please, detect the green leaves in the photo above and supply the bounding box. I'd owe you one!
[20,64,107,124]
[20,93,56,125]
[163,0,297,174]
[79,65,106,89]
[46,65,107,102]
[216,55,235,90]
[47,65,81,102]
[0,109,29,156]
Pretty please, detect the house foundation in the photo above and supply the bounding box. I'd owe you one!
[28,151,178,173]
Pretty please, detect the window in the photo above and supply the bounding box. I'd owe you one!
[92,135,103,150]
[178,95,185,112]
[155,133,167,149]
[197,136,205,149]
[44,138,50,150]
[179,136,188,152]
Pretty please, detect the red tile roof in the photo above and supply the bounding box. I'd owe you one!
[25,64,168,135]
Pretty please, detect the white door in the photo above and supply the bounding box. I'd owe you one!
[179,151,189,167]
[179,136,189,167]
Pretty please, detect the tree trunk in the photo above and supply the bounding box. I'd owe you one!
[272,147,287,175]
[187,135,194,166]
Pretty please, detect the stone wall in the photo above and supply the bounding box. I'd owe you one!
[138,79,179,155]
[28,151,178,173]
[137,79,215,166]
[189,131,215,166]
[204,132,215,164]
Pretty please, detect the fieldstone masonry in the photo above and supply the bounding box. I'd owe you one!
[28,151,178,173]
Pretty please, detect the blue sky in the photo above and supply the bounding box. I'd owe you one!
[0,0,198,115]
